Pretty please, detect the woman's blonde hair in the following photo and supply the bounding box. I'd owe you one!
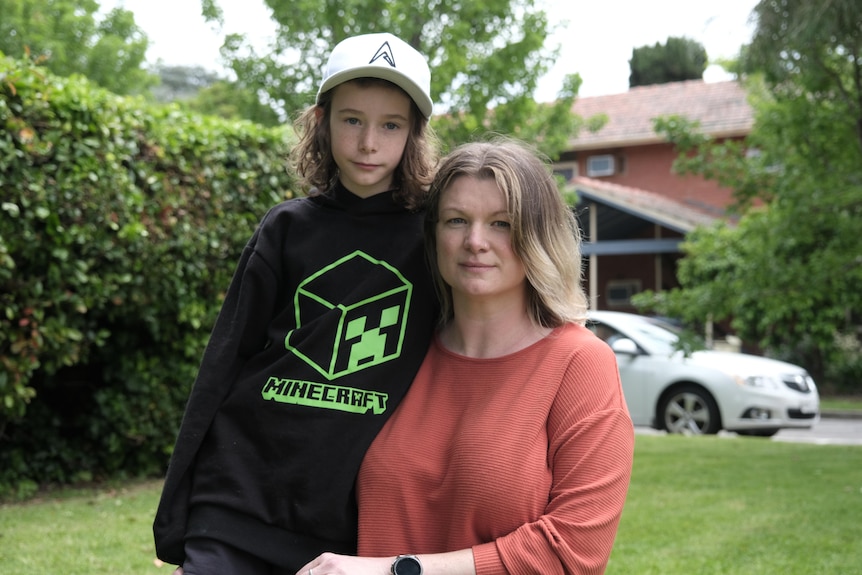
[424,137,588,327]
[290,78,438,211]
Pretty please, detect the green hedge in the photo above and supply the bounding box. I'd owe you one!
[0,54,298,498]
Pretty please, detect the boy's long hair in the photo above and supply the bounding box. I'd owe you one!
[290,78,438,211]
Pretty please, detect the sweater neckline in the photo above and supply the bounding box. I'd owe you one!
[433,325,567,361]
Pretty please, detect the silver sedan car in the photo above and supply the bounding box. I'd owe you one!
[587,311,820,436]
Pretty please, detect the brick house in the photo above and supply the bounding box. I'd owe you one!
[554,80,754,312]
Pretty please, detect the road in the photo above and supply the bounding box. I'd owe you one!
[771,417,862,446]
[635,417,862,445]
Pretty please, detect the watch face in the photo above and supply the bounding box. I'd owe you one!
[394,555,422,575]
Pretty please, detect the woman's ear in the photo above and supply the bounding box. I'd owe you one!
[314,106,324,122]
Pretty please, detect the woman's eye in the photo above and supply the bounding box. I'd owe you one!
[384,122,400,130]
[492,220,512,229]
[346,117,360,125]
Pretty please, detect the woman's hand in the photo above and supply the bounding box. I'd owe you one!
[296,552,391,575]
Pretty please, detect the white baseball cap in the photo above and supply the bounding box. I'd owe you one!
[317,32,433,120]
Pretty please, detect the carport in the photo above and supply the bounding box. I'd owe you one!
[570,176,725,310]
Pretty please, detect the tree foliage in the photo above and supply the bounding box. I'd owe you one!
[629,36,707,88]
[744,0,862,152]
[201,0,585,156]
[150,64,281,126]
[150,64,223,103]
[0,0,157,95]
[635,1,862,390]
[187,80,282,126]
[0,54,296,493]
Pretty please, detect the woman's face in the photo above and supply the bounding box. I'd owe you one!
[328,81,412,198]
[435,175,527,306]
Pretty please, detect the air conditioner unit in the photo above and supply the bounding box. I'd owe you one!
[586,154,616,177]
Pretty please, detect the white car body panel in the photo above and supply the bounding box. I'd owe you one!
[588,311,820,434]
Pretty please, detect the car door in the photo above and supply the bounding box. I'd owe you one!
[591,321,657,426]
[612,343,666,427]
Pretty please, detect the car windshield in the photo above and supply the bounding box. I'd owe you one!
[624,317,681,355]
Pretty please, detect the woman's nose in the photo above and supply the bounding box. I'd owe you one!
[464,226,488,251]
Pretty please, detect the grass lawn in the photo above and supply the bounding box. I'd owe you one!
[0,479,165,574]
[820,395,862,412]
[607,435,862,575]
[1,435,860,575]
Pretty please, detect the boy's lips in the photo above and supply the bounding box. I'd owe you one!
[353,161,379,170]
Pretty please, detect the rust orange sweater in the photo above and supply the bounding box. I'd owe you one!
[357,323,634,575]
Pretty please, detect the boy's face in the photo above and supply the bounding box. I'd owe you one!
[329,81,413,198]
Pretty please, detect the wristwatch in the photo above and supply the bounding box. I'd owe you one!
[391,554,423,575]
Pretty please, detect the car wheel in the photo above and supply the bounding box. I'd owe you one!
[658,386,721,435]
[736,429,779,438]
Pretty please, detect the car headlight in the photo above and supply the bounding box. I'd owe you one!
[782,373,815,392]
[733,374,782,389]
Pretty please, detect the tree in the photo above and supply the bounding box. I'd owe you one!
[744,0,862,153]
[200,0,586,157]
[187,80,282,126]
[0,0,156,95]
[635,1,862,390]
[149,64,281,126]
[629,36,707,88]
[150,64,223,103]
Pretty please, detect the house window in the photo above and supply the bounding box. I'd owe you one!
[606,279,641,306]
[586,154,616,177]
[552,161,578,182]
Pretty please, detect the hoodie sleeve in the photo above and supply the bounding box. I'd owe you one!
[153,211,281,565]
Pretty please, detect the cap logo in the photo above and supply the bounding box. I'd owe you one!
[369,41,396,68]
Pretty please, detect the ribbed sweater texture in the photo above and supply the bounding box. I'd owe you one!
[357,323,634,575]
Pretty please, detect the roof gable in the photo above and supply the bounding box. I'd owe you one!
[573,175,726,235]
[571,80,753,150]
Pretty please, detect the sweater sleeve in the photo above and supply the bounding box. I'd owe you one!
[473,337,635,575]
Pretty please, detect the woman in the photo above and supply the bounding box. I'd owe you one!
[299,138,634,575]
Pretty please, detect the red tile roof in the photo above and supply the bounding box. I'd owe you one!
[572,175,732,230]
[570,80,753,151]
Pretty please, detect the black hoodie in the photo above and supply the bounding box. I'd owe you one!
[153,182,437,569]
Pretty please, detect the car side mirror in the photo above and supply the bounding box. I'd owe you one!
[610,337,640,355]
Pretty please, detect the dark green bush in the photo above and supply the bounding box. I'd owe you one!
[0,54,297,497]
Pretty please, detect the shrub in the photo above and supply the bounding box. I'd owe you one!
[0,54,297,495]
